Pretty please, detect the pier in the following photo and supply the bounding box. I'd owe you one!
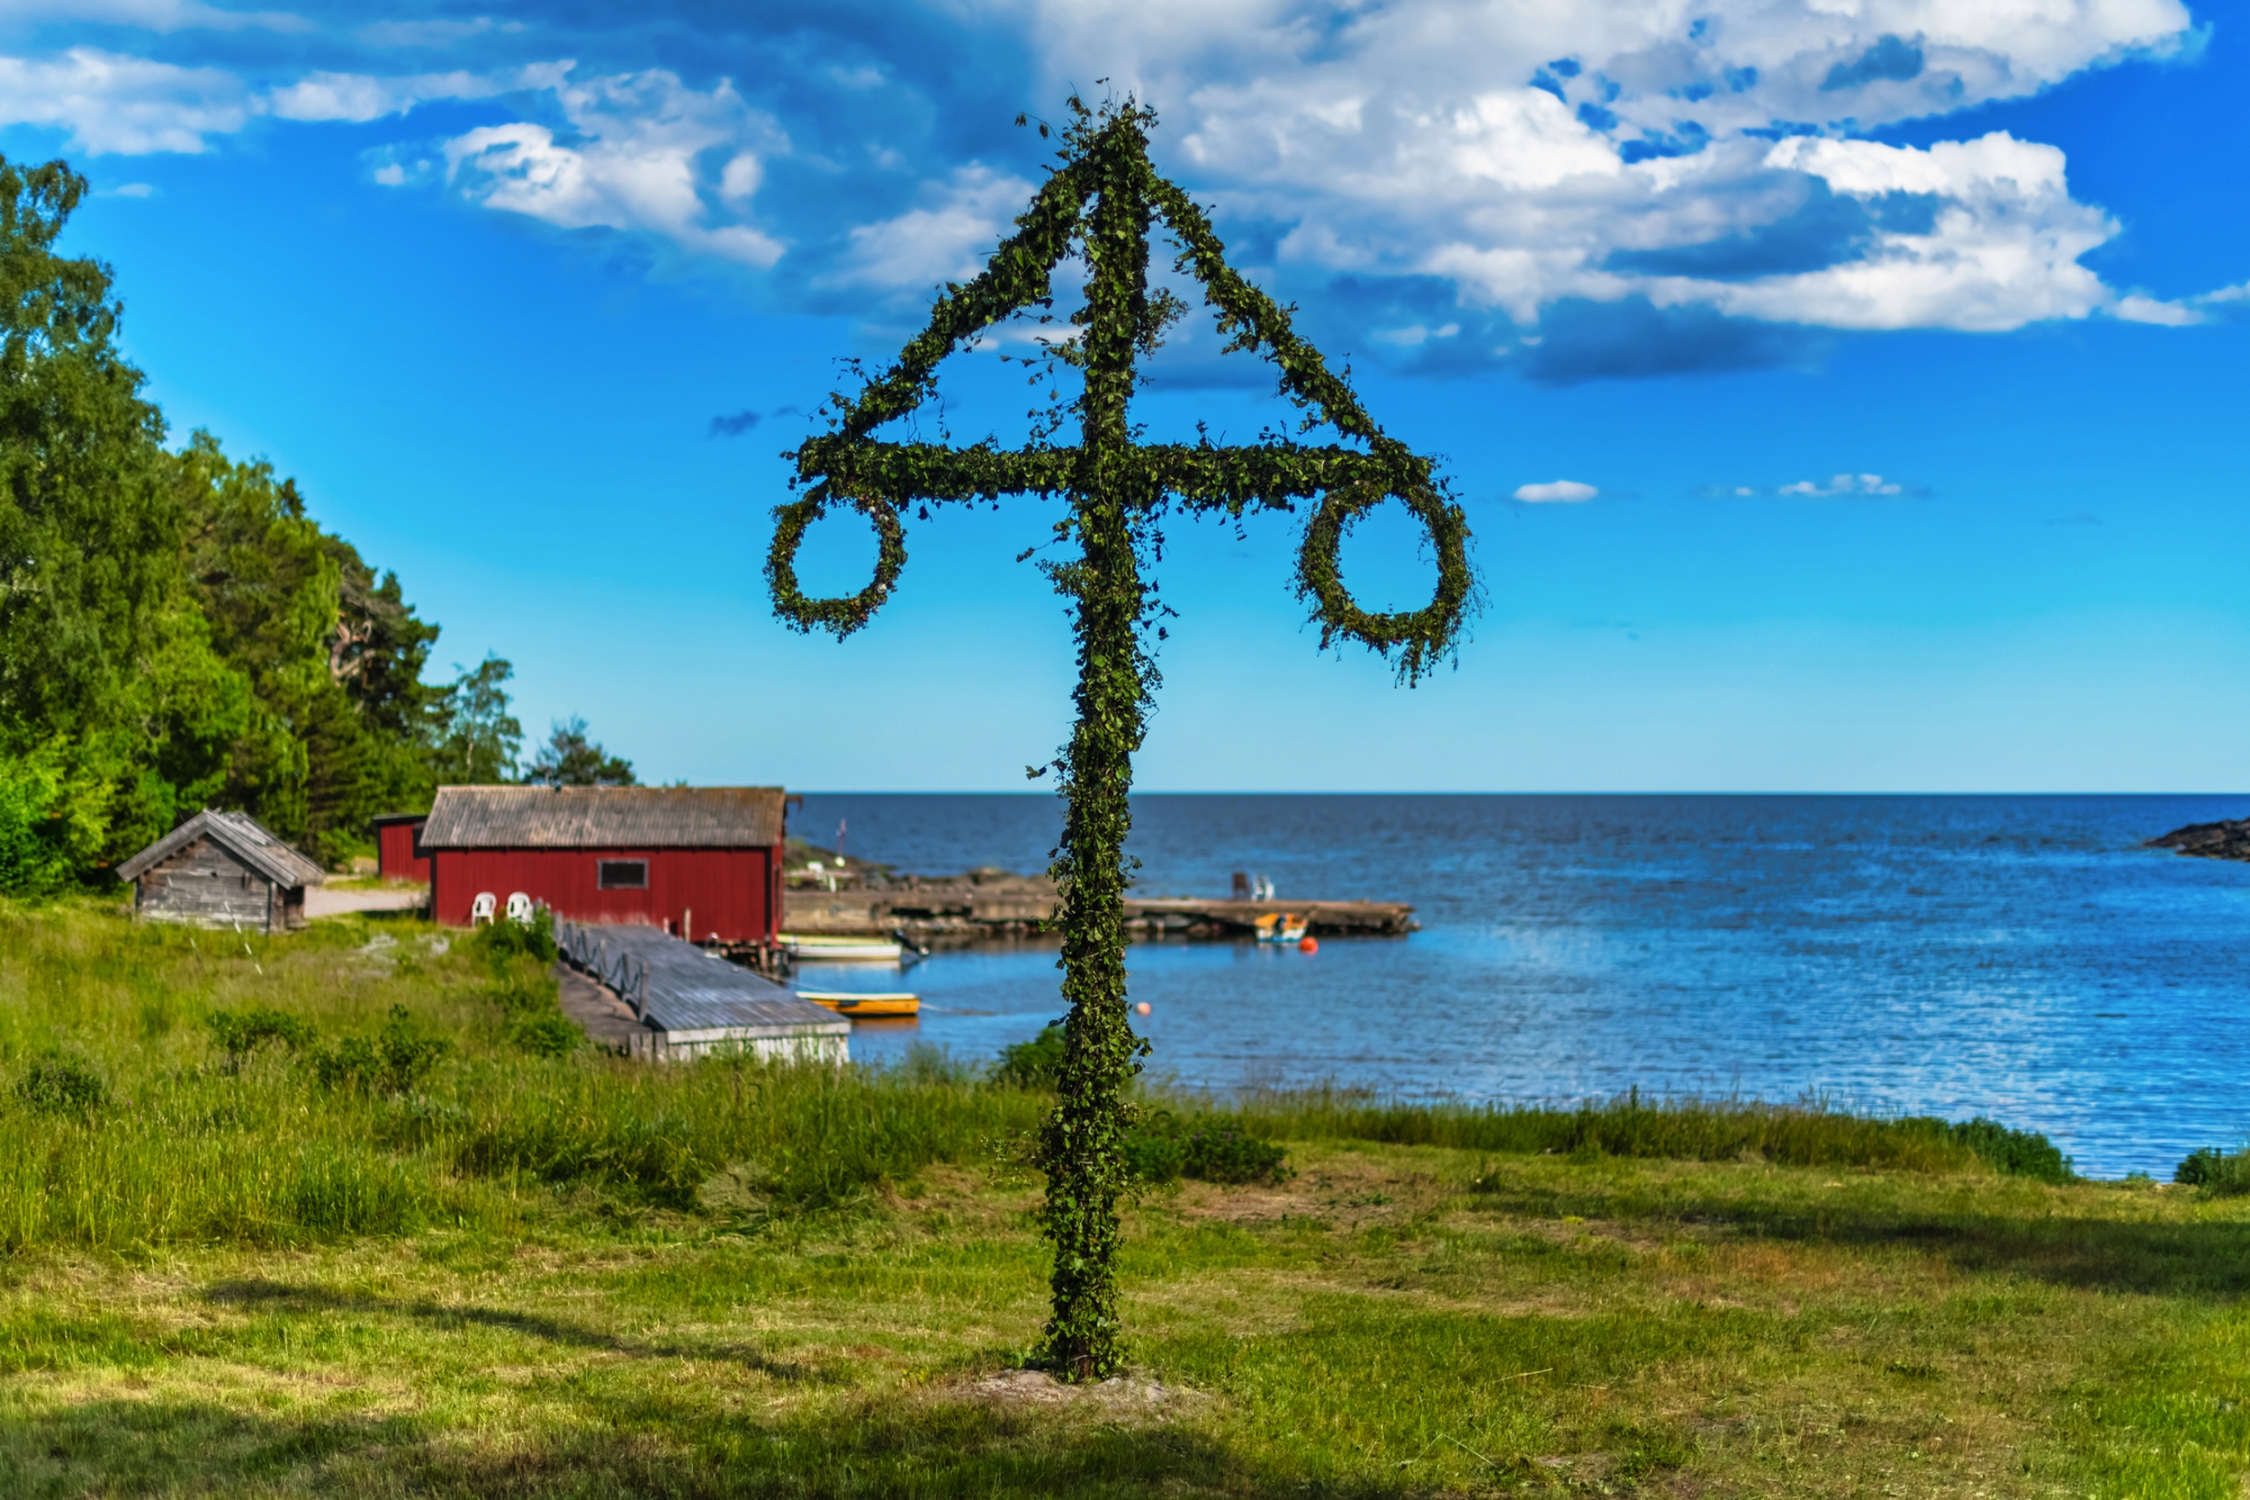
[781,871,1415,942]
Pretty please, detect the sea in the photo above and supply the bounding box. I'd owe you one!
[788,794,2250,1180]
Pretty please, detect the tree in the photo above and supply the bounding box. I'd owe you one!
[426,656,522,784]
[523,717,636,787]
[0,156,254,886]
[170,433,442,860]
[765,99,1474,1378]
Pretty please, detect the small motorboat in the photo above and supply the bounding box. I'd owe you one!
[781,934,903,962]
[1253,912,1309,944]
[796,991,921,1018]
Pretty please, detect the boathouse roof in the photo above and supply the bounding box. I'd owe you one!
[420,785,787,850]
[557,921,846,1040]
[116,810,326,889]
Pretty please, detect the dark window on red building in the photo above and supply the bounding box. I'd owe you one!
[597,859,648,890]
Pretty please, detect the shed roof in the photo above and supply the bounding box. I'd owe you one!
[116,810,327,889]
[419,785,787,850]
[557,921,846,1039]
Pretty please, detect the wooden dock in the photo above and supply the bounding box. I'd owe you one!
[783,881,1415,942]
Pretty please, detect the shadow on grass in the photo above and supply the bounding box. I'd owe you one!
[203,1278,829,1382]
[1478,1178,2250,1299]
[0,1392,1405,1499]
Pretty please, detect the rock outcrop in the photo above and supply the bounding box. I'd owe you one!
[2148,817,2250,861]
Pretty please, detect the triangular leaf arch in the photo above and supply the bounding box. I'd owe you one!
[763,99,1478,1381]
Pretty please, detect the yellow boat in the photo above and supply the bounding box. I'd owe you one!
[797,991,921,1018]
[1253,912,1309,944]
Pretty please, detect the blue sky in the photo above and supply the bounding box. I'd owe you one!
[11,0,2249,791]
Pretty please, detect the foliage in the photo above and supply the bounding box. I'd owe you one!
[474,904,558,966]
[506,1010,583,1058]
[310,1005,452,1096]
[205,1006,316,1072]
[2176,1145,2250,1195]
[0,150,463,886]
[1122,1112,1291,1186]
[0,157,252,883]
[765,97,1479,1381]
[426,655,522,786]
[1225,1088,2067,1177]
[1924,1115,2075,1184]
[16,1051,106,1114]
[169,433,440,862]
[0,742,81,896]
[990,1023,1067,1089]
[522,714,636,787]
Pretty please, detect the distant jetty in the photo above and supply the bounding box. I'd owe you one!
[2147,817,2250,862]
[782,861,1415,943]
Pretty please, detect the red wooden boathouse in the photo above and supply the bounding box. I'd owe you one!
[420,785,788,942]
[370,812,430,882]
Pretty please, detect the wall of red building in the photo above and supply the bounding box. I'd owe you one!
[430,847,779,942]
[376,822,430,883]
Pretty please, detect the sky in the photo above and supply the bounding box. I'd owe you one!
[8,0,2249,792]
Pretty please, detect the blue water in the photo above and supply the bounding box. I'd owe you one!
[791,794,2250,1179]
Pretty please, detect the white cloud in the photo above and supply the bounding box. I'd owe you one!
[1778,473,1905,497]
[0,0,304,32]
[2113,293,2202,326]
[1515,479,1599,502]
[995,0,2203,340]
[356,17,521,49]
[0,48,560,155]
[441,69,787,268]
[267,63,565,123]
[0,48,249,153]
[1668,134,2113,332]
[829,163,1036,290]
[106,180,154,196]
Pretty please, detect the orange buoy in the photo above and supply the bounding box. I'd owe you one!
[1135,1001,1151,1015]
[1298,935,1319,953]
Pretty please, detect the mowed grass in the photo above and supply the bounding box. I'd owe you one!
[0,899,2245,1497]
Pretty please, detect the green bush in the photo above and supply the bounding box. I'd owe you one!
[473,906,557,966]
[1123,1111,1290,1186]
[1182,1124,1292,1185]
[205,1006,316,1071]
[507,1011,582,1058]
[16,1052,106,1114]
[311,1006,452,1095]
[2176,1146,2250,1196]
[486,967,558,1014]
[991,1024,1066,1089]
[1922,1116,2074,1184]
[1122,1129,1185,1185]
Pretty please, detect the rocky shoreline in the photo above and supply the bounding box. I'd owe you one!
[2146,817,2250,861]
[780,857,1415,944]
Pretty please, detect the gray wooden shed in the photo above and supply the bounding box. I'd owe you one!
[116,810,325,933]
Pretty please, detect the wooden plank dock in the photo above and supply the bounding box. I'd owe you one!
[556,920,850,1062]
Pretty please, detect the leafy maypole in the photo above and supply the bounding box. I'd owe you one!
[767,98,1475,1379]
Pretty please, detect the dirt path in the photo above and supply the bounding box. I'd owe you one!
[305,885,428,918]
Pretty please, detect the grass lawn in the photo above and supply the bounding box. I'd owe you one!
[0,900,2245,1497]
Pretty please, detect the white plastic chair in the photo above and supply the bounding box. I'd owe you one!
[470,891,497,927]
[505,892,534,925]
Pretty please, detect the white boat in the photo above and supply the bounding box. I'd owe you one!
[781,934,903,963]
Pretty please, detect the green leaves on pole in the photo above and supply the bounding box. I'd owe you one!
[765,98,1477,1380]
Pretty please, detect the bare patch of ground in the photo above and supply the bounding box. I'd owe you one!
[951,1367,1209,1419]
